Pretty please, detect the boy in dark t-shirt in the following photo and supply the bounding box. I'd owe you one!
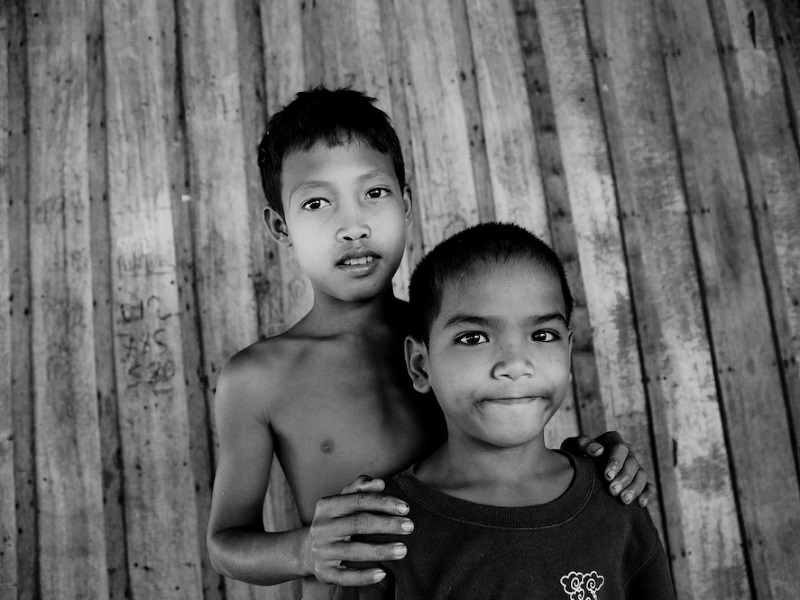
[333,222,674,599]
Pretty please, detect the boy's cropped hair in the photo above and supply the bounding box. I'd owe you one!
[408,222,574,342]
[257,86,406,216]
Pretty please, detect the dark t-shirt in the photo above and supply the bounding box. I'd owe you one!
[333,452,674,599]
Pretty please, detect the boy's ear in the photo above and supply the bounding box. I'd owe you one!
[402,184,413,226]
[264,207,292,247]
[404,335,431,394]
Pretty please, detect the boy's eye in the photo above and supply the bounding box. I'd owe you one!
[301,198,331,211]
[366,187,390,200]
[531,330,558,342]
[455,332,489,346]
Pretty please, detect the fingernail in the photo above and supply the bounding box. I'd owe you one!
[401,519,414,532]
[623,492,633,504]
[610,484,620,495]
[606,469,617,481]
[392,543,407,557]
[397,502,409,514]
[639,498,648,507]
[590,443,603,455]
[373,570,386,582]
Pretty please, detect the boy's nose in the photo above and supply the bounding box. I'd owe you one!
[336,211,372,241]
[491,346,534,380]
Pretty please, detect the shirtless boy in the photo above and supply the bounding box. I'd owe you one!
[206,87,653,600]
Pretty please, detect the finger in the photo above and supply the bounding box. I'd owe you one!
[319,565,388,587]
[571,434,604,457]
[594,430,623,447]
[638,482,657,507]
[319,492,410,519]
[618,470,648,504]
[604,440,632,483]
[341,475,386,495]
[327,512,414,539]
[321,540,408,563]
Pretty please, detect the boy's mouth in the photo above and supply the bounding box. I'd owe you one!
[337,248,380,268]
[341,256,376,266]
[479,396,543,405]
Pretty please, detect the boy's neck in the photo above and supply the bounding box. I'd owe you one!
[299,287,407,337]
[415,435,573,507]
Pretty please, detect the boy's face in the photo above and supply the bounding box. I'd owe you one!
[406,259,572,448]
[267,141,411,302]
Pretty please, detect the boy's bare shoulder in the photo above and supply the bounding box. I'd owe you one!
[217,329,317,414]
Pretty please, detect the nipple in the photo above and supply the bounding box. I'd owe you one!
[320,439,334,454]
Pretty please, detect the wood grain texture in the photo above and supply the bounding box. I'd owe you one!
[103,0,203,596]
[448,0,495,225]
[764,0,800,145]
[27,1,108,597]
[265,0,313,329]
[7,2,36,597]
[653,0,800,595]
[464,0,547,237]
[0,4,18,597]
[87,0,130,596]
[584,0,749,596]
[393,0,479,250]
[712,0,800,474]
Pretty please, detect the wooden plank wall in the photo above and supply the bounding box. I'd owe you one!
[3,0,799,598]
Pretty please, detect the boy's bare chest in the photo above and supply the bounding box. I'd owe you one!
[268,346,444,519]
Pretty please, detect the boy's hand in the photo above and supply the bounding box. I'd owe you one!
[563,431,656,507]
[306,475,413,586]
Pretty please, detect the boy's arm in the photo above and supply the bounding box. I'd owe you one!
[561,431,656,506]
[206,358,308,585]
[207,358,411,586]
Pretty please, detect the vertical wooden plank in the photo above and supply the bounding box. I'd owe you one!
[463,0,548,236]
[103,0,203,596]
[531,0,662,533]
[265,0,313,329]
[151,1,222,597]
[0,4,18,598]
[584,0,750,597]
[711,0,800,468]
[238,0,283,342]
[653,0,800,596]
[378,0,426,294]
[764,0,800,144]
[513,0,596,445]
[26,1,109,597]
[7,1,36,598]
[393,0,479,249]
[447,0,495,226]
[87,0,131,597]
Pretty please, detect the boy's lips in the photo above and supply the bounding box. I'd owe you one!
[336,247,382,273]
[479,396,545,405]
[337,247,380,266]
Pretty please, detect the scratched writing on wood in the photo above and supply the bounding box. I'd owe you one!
[115,294,177,395]
[115,234,174,276]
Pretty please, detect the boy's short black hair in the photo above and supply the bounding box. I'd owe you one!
[257,86,406,216]
[408,222,574,343]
